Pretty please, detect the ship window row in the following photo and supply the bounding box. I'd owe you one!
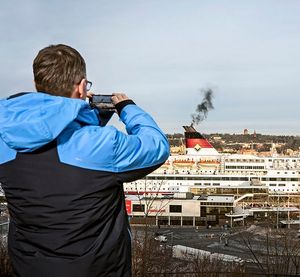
[269,159,299,163]
[225,159,263,163]
[261,177,299,181]
[194,188,268,193]
[271,189,298,192]
[194,183,221,186]
[145,176,249,181]
[225,166,265,170]
[126,187,171,191]
[200,202,233,207]
[273,172,296,175]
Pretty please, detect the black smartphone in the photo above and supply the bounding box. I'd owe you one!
[89,94,115,110]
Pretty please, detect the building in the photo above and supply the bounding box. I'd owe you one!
[126,192,300,227]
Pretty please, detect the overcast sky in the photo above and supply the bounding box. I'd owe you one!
[1,0,300,135]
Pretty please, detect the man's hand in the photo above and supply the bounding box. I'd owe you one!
[87,92,94,99]
[111,93,129,105]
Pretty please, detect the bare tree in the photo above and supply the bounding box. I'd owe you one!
[131,179,177,276]
[240,226,300,276]
[134,179,171,218]
[0,199,12,277]
[190,254,245,277]
[0,240,13,277]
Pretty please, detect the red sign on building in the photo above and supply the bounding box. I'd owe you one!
[125,200,132,215]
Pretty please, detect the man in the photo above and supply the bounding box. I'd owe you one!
[0,44,169,276]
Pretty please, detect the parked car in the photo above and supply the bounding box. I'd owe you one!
[154,235,167,243]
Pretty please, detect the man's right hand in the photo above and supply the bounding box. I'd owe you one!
[111,93,130,105]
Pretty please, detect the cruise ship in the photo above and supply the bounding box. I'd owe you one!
[124,126,300,196]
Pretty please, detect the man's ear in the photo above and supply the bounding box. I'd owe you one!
[78,79,87,100]
[71,79,86,99]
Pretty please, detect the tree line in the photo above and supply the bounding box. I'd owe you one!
[166,133,300,153]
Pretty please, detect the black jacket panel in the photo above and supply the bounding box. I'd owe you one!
[0,142,144,277]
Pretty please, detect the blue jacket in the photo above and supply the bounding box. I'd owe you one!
[0,92,169,277]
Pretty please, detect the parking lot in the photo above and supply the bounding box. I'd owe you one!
[132,224,300,263]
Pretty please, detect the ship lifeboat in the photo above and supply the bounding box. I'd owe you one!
[172,159,196,168]
[198,160,220,167]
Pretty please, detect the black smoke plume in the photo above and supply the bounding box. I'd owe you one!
[191,88,214,126]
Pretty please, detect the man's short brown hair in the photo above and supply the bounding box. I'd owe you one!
[33,44,86,97]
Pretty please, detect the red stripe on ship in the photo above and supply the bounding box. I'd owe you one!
[186,138,213,148]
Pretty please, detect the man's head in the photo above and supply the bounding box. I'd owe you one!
[33,44,89,99]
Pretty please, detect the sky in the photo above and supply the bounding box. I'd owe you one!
[1,0,300,135]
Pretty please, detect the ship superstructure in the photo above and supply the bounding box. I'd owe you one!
[124,126,300,195]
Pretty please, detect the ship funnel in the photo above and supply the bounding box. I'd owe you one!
[183,126,219,156]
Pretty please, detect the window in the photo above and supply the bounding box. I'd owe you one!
[132,204,145,212]
[169,205,182,213]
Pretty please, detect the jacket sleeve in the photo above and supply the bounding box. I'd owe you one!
[112,104,169,181]
[57,103,169,177]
